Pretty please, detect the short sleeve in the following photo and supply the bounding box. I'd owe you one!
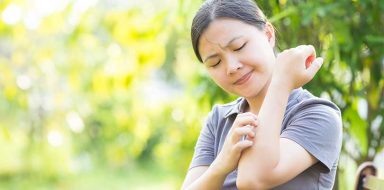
[188,105,218,170]
[280,103,342,173]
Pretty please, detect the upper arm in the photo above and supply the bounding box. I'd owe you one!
[188,106,217,169]
[182,106,218,189]
[181,166,209,190]
[265,138,318,186]
[237,138,318,189]
[280,104,342,172]
[237,103,342,189]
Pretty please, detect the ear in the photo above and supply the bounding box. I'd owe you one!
[264,22,275,48]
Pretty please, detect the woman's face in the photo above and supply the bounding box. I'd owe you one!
[198,18,276,98]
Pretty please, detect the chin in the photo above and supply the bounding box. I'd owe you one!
[242,92,261,98]
[237,88,262,98]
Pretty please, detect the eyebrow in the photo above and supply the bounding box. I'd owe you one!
[203,35,243,63]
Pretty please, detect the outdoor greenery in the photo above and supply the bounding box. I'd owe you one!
[0,0,383,189]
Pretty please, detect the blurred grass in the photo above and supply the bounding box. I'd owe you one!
[0,162,182,190]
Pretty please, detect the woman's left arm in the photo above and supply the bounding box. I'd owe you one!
[237,45,324,189]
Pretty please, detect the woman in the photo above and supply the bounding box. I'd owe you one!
[354,162,378,190]
[182,0,342,190]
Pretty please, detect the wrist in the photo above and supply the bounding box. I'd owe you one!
[210,158,230,177]
[270,76,294,93]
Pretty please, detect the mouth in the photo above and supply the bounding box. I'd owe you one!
[233,70,253,85]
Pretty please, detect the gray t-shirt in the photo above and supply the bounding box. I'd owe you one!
[189,88,343,190]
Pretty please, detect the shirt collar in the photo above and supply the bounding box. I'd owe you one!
[223,88,303,118]
[224,97,248,118]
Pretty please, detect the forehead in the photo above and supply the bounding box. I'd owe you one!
[198,18,258,52]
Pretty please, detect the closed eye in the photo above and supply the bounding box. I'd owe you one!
[211,60,221,67]
[234,42,247,51]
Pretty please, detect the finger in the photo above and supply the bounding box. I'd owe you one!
[231,126,255,142]
[302,45,316,58]
[305,57,323,80]
[233,140,253,153]
[240,112,258,120]
[296,44,308,51]
[233,115,258,128]
[236,112,257,120]
[240,132,255,142]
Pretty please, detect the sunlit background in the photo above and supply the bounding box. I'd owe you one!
[0,0,383,189]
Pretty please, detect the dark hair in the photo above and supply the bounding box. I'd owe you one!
[354,162,378,190]
[191,0,269,62]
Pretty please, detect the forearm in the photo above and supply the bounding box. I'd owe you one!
[237,79,291,187]
[251,79,291,166]
[184,161,227,190]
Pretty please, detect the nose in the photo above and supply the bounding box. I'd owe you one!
[226,56,243,75]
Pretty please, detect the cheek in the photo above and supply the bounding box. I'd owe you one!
[244,47,275,69]
[209,70,223,81]
[246,40,275,59]
[208,70,230,86]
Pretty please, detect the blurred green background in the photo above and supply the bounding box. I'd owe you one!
[0,0,383,189]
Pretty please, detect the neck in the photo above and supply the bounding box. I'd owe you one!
[244,77,271,115]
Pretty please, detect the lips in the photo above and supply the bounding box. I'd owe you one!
[234,70,253,85]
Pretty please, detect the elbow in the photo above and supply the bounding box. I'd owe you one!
[236,175,271,190]
[236,176,269,190]
[236,144,280,190]
[236,166,275,190]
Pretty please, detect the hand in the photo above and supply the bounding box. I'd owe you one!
[212,112,258,175]
[272,45,323,92]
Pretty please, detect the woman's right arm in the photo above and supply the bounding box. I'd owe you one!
[181,113,258,190]
[181,165,224,190]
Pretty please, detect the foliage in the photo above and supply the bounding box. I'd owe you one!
[0,0,382,189]
[255,0,384,189]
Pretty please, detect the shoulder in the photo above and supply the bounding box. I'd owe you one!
[281,90,343,172]
[283,88,343,142]
[208,97,244,120]
[286,88,341,120]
